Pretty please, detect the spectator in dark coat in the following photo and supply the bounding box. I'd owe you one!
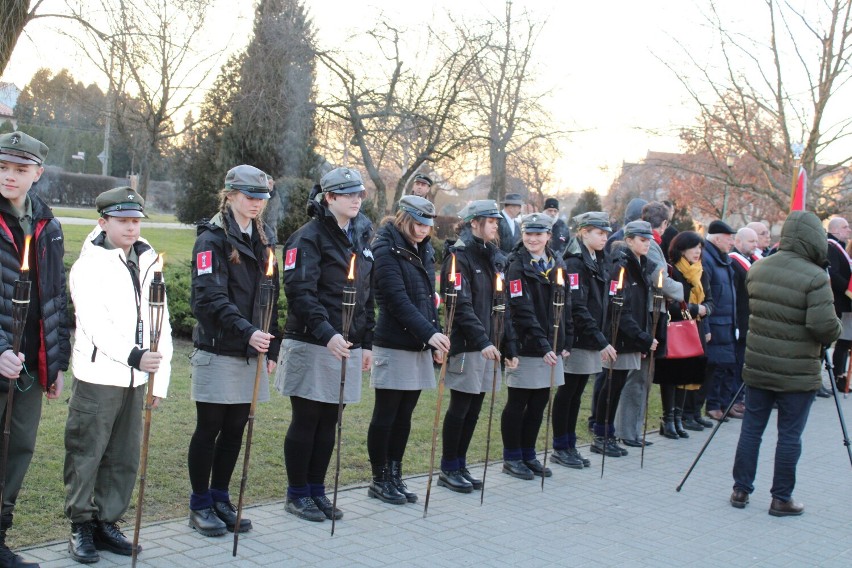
[605,198,647,253]
[543,197,570,257]
[498,193,523,254]
[702,220,739,421]
[826,217,851,392]
[730,211,841,516]
[728,227,759,408]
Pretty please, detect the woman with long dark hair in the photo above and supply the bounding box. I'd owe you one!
[654,231,714,438]
[366,196,449,505]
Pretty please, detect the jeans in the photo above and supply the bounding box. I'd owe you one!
[732,386,816,502]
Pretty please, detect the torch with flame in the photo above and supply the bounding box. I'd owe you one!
[424,252,461,517]
[0,238,34,551]
[330,252,358,537]
[540,267,567,490]
[233,247,278,555]
[601,264,626,479]
[132,253,168,565]
[640,267,667,468]
[480,272,507,504]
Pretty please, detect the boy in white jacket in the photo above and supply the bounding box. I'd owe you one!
[64,187,172,564]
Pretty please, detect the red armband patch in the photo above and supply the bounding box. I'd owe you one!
[509,279,523,298]
[609,280,619,295]
[196,251,213,275]
[568,273,579,290]
[284,248,298,271]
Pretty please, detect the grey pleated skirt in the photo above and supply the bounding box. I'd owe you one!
[275,339,363,404]
[506,355,565,389]
[602,351,641,371]
[840,312,852,341]
[370,346,436,391]
[563,348,603,375]
[190,349,270,404]
[445,351,499,394]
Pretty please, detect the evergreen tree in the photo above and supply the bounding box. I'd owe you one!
[569,188,603,225]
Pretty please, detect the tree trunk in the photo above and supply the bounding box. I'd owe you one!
[0,1,31,75]
[488,141,507,202]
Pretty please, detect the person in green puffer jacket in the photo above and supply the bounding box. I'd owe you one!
[730,211,842,517]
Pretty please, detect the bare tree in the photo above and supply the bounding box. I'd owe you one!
[58,0,218,197]
[317,21,483,213]
[660,0,852,217]
[459,0,563,202]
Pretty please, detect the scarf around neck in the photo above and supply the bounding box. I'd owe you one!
[675,257,705,305]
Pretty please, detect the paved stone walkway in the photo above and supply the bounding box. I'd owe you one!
[21,390,852,567]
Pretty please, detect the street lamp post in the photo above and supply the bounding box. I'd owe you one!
[722,153,736,221]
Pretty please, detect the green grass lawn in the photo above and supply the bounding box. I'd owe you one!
[52,207,180,224]
[9,223,663,548]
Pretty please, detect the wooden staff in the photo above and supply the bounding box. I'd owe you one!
[132,256,166,567]
[601,267,625,479]
[480,274,505,505]
[424,253,458,518]
[233,250,276,555]
[541,268,566,491]
[0,236,32,515]
[640,270,665,469]
[330,253,358,537]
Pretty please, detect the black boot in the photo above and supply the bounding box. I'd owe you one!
[0,527,40,568]
[188,507,228,536]
[673,408,690,438]
[437,469,474,492]
[367,466,407,504]
[388,460,418,503]
[459,467,483,490]
[659,411,679,439]
[212,500,252,533]
[69,521,99,564]
[93,520,134,556]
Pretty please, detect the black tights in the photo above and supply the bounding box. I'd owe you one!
[441,390,485,464]
[834,339,851,381]
[659,384,687,415]
[367,389,422,476]
[552,373,590,439]
[188,402,250,494]
[284,396,341,489]
[501,387,550,451]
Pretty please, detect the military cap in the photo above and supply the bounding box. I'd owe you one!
[412,173,433,187]
[543,197,559,211]
[460,199,502,221]
[399,195,436,226]
[520,212,554,233]
[225,165,271,199]
[624,220,654,239]
[321,167,365,194]
[502,193,524,206]
[96,186,147,218]
[0,131,48,166]
[573,211,612,232]
[707,219,736,235]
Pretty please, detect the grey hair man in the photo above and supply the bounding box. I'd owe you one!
[746,222,771,258]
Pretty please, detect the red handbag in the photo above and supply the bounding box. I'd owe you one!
[665,308,704,359]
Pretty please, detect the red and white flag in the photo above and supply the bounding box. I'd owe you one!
[790,166,807,212]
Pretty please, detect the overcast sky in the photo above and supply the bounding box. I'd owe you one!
[2,0,807,194]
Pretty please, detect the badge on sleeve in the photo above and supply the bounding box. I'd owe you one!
[196,251,213,275]
[284,248,298,271]
[509,279,523,298]
[568,273,579,290]
[609,280,619,296]
[454,273,462,290]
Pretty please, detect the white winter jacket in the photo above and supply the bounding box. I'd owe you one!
[70,226,173,397]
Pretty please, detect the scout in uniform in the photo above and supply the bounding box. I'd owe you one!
[276,167,374,522]
[550,212,613,469]
[0,131,70,568]
[437,200,515,493]
[501,213,571,480]
[187,165,279,537]
[65,187,173,563]
[367,196,449,505]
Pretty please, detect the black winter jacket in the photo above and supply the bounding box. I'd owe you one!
[827,233,851,316]
[0,194,70,390]
[606,246,654,355]
[371,222,440,351]
[191,210,281,359]
[549,218,571,258]
[283,202,374,350]
[503,245,573,359]
[562,236,610,352]
[441,231,510,357]
[702,241,737,365]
